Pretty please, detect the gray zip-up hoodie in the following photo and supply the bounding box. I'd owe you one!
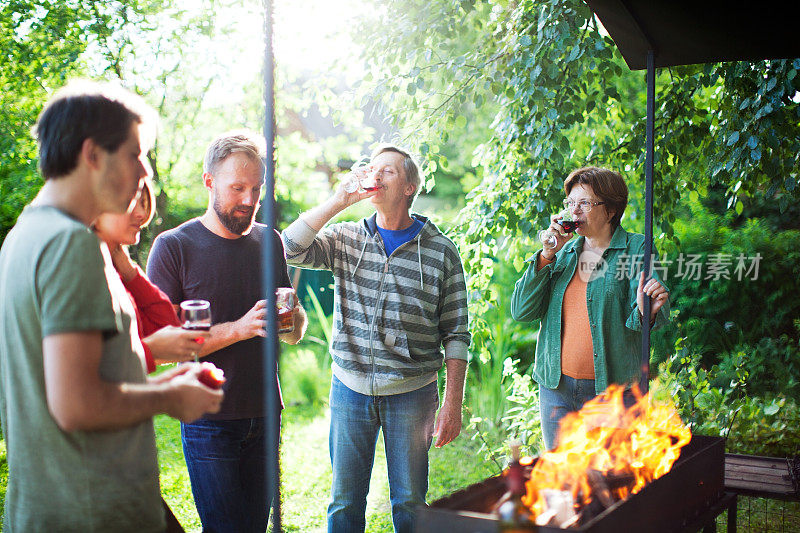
[282,213,471,396]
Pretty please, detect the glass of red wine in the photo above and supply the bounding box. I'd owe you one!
[343,157,381,193]
[180,299,211,362]
[538,207,579,250]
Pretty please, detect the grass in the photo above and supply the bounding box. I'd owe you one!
[154,414,201,531]
[5,390,798,532]
[0,385,498,532]
[278,402,498,532]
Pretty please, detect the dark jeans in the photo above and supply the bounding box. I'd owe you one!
[181,416,279,533]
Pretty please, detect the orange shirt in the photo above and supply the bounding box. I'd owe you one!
[537,254,595,379]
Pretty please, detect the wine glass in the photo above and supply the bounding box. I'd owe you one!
[343,157,372,193]
[343,156,384,193]
[180,300,211,362]
[538,207,578,250]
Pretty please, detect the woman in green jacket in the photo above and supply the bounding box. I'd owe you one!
[511,166,670,450]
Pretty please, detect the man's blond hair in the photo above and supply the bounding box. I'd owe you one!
[203,130,266,176]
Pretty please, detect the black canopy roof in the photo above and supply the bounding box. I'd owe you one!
[585,0,800,70]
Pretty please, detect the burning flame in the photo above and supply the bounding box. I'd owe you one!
[522,384,691,520]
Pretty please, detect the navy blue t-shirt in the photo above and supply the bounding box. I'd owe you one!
[146,219,291,420]
[376,217,424,256]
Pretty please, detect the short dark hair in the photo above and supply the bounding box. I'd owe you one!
[564,166,629,228]
[370,144,421,209]
[33,80,156,180]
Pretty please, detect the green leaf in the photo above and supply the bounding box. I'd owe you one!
[746,135,757,149]
[726,131,739,146]
[519,35,532,47]
[766,77,777,92]
[735,200,744,215]
[763,403,780,416]
[567,46,580,61]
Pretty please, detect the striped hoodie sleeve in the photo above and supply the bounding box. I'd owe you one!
[281,218,338,270]
[439,239,471,360]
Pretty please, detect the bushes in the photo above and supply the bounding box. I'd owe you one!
[654,205,800,366]
[715,335,800,397]
[661,347,800,457]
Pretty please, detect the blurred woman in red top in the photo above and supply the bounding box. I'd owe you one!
[94,180,208,372]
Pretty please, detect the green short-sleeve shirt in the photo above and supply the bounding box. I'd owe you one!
[0,206,164,532]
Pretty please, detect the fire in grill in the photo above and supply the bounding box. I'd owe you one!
[417,385,727,532]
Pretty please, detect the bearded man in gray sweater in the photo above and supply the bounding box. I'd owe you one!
[282,144,470,533]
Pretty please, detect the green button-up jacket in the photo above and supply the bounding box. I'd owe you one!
[510,225,669,394]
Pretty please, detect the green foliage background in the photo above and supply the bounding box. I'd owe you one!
[1,0,799,528]
[351,0,800,459]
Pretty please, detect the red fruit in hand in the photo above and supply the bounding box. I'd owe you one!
[198,362,225,390]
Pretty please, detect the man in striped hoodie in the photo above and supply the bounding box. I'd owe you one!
[282,144,471,533]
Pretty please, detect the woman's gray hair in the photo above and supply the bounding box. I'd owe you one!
[203,130,266,176]
[370,144,422,209]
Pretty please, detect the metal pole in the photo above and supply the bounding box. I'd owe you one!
[640,49,655,394]
[262,0,281,530]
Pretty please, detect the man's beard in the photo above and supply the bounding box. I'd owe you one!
[214,196,256,235]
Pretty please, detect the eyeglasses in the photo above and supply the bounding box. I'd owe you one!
[563,199,605,212]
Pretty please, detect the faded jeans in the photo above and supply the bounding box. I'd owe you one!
[538,375,598,450]
[327,374,439,533]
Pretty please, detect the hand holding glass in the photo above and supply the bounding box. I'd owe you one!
[343,159,379,193]
[180,299,211,362]
[538,208,578,249]
[275,288,295,334]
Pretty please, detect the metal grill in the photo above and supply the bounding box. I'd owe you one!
[417,435,728,532]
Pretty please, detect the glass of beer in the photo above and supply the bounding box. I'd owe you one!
[275,288,295,334]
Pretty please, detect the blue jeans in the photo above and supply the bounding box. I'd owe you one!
[182,416,279,533]
[539,375,597,451]
[327,375,439,533]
